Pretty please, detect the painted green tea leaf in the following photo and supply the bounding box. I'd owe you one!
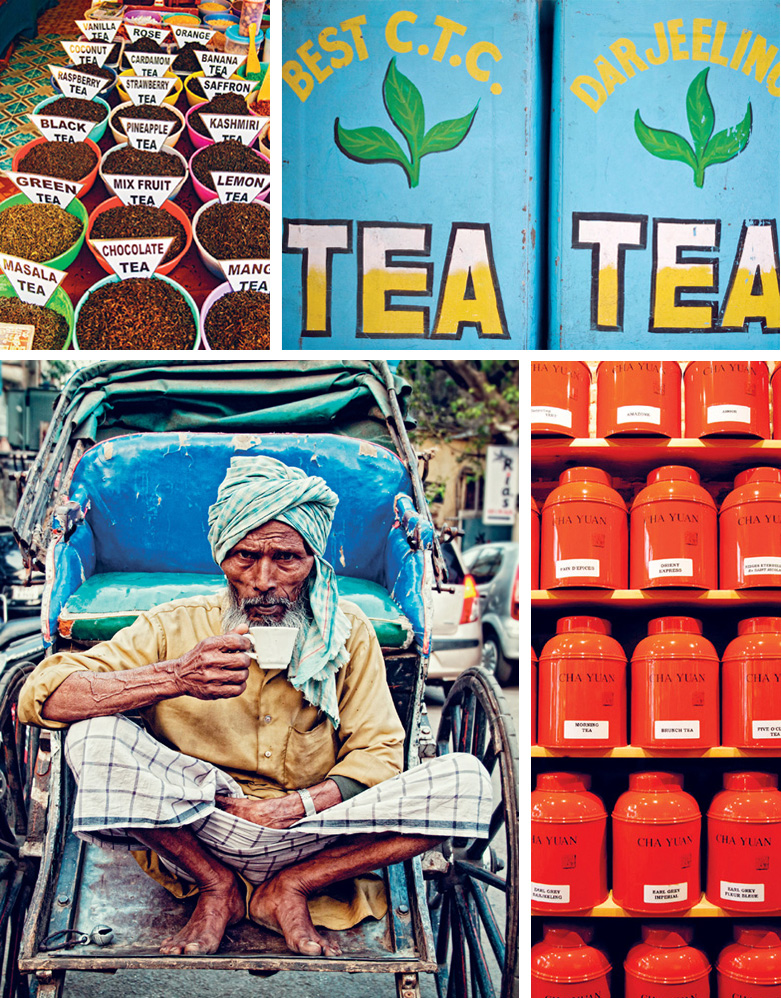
[686,67,714,158]
[334,119,410,169]
[383,57,425,156]
[701,101,753,168]
[634,110,697,170]
[420,102,480,157]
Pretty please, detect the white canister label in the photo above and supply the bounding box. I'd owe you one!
[531,405,572,428]
[555,559,600,578]
[721,881,765,903]
[564,720,608,739]
[616,404,661,424]
[648,558,694,579]
[643,882,688,904]
[744,557,781,576]
[752,721,781,739]
[531,883,570,904]
[654,720,700,739]
[707,403,752,423]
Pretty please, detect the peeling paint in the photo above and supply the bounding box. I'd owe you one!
[339,546,346,567]
[358,441,378,458]
[232,434,262,450]
[177,432,190,448]
[103,441,113,460]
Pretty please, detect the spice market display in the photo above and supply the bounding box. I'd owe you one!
[532,359,781,997]
[0,0,270,349]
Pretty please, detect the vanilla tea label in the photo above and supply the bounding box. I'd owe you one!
[531,883,570,904]
[5,172,79,209]
[212,171,270,204]
[643,883,687,904]
[531,405,572,427]
[0,323,35,350]
[91,237,174,277]
[222,259,270,292]
[721,881,765,903]
[61,40,112,67]
[556,558,600,578]
[170,24,215,47]
[753,720,781,738]
[199,77,256,99]
[28,113,91,144]
[563,720,608,739]
[648,558,694,579]
[103,174,181,208]
[75,19,121,42]
[617,404,661,424]
[125,23,170,46]
[122,117,175,152]
[49,65,105,100]
[201,114,266,145]
[121,75,176,105]
[125,51,177,78]
[654,720,700,739]
[196,50,246,78]
[0,255,67,308]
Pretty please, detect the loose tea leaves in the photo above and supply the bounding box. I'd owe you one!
[196,201,269,259]
[18,140,97,181]
[122,35,164,67]
[204,289,269,349]
[102,146,185,177]
[0,298,69,349]
[189,93,251,137]
[43,97,107,124]
[172,42,208,75]
[76,278,195,349]
[113,103,179,135]
[91,204,185,263]
[0,203,82,261]
[65,61,114,90]
[191,139,268,190]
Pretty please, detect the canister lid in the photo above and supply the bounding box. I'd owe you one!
[718,927,781,984]
[629,771,684,792]
[646,465,701,487]
[733,926,781,948]
[647,617,702,636]
[642,925,693,947]
[543,924,595,946]
[535,772,591,792]
[555,616,611,636]
[723,771,778,791]
[737,617,781,636]
[558,466,613,488]
[733,467,781,488]
[626,926,711,984]
[532,924,611,983]
[532,772,607,823]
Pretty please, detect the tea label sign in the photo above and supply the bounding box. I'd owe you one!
[75,19,121,43]
[121,116,175,152]
[212,170,270,203]
[121,75,177,105]
[125,23,170,46]
[0,255,67,308]
[91,236,174,276]
[125,51,177,77]
[222,258,270,292]
[104,174,181,208]
[29,113,91,144]
[170,25,215,47]
[5,172,79,209]
[199,77,256,99]
[60,40,112,67]
[49,65,105,100]
[196,50,246,77]
[0,323,35,350]
[201,114,266,145]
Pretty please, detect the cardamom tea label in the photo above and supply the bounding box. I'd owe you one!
[91,237,175,277]
[75,19,121,42]
[103,174,181,208]
[48,65,105,101]
[196,50,247,78]
[122,117,176,152]
[170,25,215,47]
[125,23,170,46]
[121,75,177,105]
[5,172,79,209]
[222,258,270,292]
[212,170,271,204]
[0,323,35,350]
[199,77,256,99]
[60,40,112,67]
[0,254,67,308]
[201,114,266,145]
[29,113,92,144]
[125,52,177,78]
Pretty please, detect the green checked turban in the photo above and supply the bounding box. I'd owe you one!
[208,455,351,728]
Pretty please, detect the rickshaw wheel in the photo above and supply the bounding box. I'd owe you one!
[429,667,519,998]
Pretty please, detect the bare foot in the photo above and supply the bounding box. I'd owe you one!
[159,875,245,955]
[249,872,342,957]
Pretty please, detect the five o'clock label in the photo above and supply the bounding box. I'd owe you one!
[753,720,781,738]
[531,883,570,904]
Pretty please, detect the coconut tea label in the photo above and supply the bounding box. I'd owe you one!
[5,172,79,209]
[0,255,67,308]
[201,114,266,145]
[222,259,271,292]
[122,117,175,152]
[48,65,105,101]
[103,174,181,208]
[125,23,170,46]
[0,323,35,350]
[212,170,271,204]
[121,75,177,105]
[28,113,91,144]
[75,19,121,43]
[91,236,175,277]
[125,52,177,78]
[199,77,256,99]
[170,25,215,47]
[60,40,112,67]
[196,50,247,77]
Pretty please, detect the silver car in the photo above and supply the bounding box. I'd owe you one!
[428,540,482,689]
[462,541,519,686]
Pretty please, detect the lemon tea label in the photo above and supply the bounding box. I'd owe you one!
[125,23,170,46]
[196,50,246,78]
[0,323,35,350]
[125,52,177,78]
[122,117,175,152]
[29,113,91,143]
[75,19,121,42]
[1,255,67,308]
[91,237,174,277]
[222,259,271,293]
[201,114,266,145]
[48,65,105,100]
[5,172,79,209]
[212,170,271,204]
[103,174,181,208]
[121,75,176,105]
[170,25,215,47]
[60,40,112,67]
[199,77,256,99]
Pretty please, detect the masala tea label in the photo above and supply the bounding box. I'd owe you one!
[199,76,256,99]
[201,114,265,145]
[124,23,170,46]
[0,323,35,350]
[212,170,271,203]
[170,24,215,47]
[29,113,92,144]
[222,258,271,292]
[103,174,181,208]
[49,65,105,100]
[75,18,121,42]
[122,116,175,152]
[60,40,112,67]
[0,254,67,308]
[90,236,174,276]
[5,172,79,209]
[125,51,177,78]
[196,50,246,77]
[121,75,176,105]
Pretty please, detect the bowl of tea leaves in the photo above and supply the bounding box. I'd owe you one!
[0,275,73,349]
[13,137,101,197]
[86,197,192,276]
[50,62,117,97]
[117,69,182,106]
[0,193,88,269]
[100,142,188,202]
[192,198,269,277]
[200,280,269,350]
[183,70,246,106]
[185,92,256,150]
[109,101,185,149]
[32,94,111,143]
[188,138,269,203]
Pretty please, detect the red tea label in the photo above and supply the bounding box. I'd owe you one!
[5,172,79,209]
[0,255,67,308]
[121,75,176,105]
[125,23,170,46]
[222,258,270,292]
[121,117,175,152]
[212,170,270,204]
[170,25,215,47]
[201,114,266,145]
[75,19,121,43]
[28,113,91,144]
[125,52,177,78]
[48,65,105,100]
[199,77,256,99]
[60,40,112,67]
[196,50,246,78]
[91,236,174,277]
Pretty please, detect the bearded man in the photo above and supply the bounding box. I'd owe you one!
[18,456,491,957]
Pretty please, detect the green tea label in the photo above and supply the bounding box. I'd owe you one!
[122,116,175,152]
[212,170,270,203]
[222,258,270,292]
[170,24,215,47]
[60,40,112,67]
[102,173,181,208]
[125,23,170,46]
[121,75,176,105]
[1,254,67,307]
[196,51,247,77]
[0,323,35,350]
[201,114,265,144]
[48,65,105,100]
[200,77,256,99]
[5,172,79,209]
[29,113,91,143]
[125,52,177,78]
[75,19,121,42]
[91,236,174,277]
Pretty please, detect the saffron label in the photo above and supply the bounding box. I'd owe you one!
[531,882,570,904]
[556,558,600,578]
[654,720,700,739]
[643,882,687,904]
[721,881,765,903]
[648,558,693,578]
[564,720,608,739]
[531,405,573,428]
[616,404,661,423]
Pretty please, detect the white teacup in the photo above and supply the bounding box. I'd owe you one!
[248,625,299,668]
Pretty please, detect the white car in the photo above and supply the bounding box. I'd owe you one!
[427,540,482,689]
[462,541,519,686]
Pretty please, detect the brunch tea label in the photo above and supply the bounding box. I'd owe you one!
[125,23,170,46]
[125,51,177,77]
[91,236,174,276]
[196,50,246,77]
[1,254,67,308]
[199,77,256,99]
[75,19,121,42]
[170,24,215,47]
[0,322,36,350]
[5,172,79,209]
[122,75,177,105]
[122,116,176,152]
[61,40,112,67]
[201,114,265,145]
[103,174,181,208]
[28,113,91,143]
[222,258,270,293]
[49,65,105,100]
[212,170,270,203]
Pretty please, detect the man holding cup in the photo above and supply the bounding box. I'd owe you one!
[18,456,491,959]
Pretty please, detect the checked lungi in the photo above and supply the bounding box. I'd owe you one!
[64,715,493,885]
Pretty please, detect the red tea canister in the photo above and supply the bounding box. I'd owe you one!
[596,360,681,438]
[684,361,770,439]
[531,924,611,998]
[531,361,591,437]
[531,646,537,745]
[538,616,627,749]
[531,495,540,589]
[625,925,710,998]
[612,772,701,914]
[707,772,781,914]
[629,466,717,589]
[540,468,628,589]
[723,619,781,749]
[630,617,720,750]
[531,772,608,914]
[720,468,781,589]
[717,925,781,998]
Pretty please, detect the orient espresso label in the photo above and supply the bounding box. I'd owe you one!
[648,557,694,578]
[531,405,573,427]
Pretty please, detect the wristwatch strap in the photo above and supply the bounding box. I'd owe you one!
[297,788,317,817]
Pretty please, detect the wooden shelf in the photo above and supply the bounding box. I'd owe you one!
[532,589,781,609]
[532,891,739,918]
[532,745,781,758]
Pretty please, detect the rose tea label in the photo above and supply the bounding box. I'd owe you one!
[125,51,177,78]
[170,24,215,47]
[49,65,105,100]
[222,259,270,292]
[75,19,122,42]
[212,170,271,204]
[125,23,170,46]
[196,50,246,77]
[122,117,175,152]
[61,40,112,67]
[91,236,174,277]
[0,254,67,308]
[121,75,176,105]
[201,114,266,145]
[103,174,181,208]
[28,113,91,144]
[5,172,79,209]
[199,77,256,99]
[0,323,35,350]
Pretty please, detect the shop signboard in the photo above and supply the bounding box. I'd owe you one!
[282,0,540,348]
[550,0,780,349]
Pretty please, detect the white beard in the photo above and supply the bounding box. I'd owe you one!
[221,582,312,633]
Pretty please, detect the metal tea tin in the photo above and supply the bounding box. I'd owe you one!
[723,618,781,748]
[720,468,781,589]
[685,361,770,438]
[532,924,612,998]
[596,360,681,437]
[625,926,710,998]
[532,361,591,437]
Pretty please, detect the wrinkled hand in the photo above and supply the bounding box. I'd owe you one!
[214,793,304,829]
[172,626,251,700]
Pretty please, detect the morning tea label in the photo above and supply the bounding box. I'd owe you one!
[49,65,105,101]
[29,113,92,144]
[61,39,112,67]
[212,171,270,204]
[5,172,79,209]
[122,116,176,152]
[563,720,608,739]
[90,237,174,277]
[124,23,170,46]
[103,174,181,208]
[201,114,266,145]
[196,50,246,78]
[0,254,67,308]
[121,75,176,106]
[75,19,122,43]
[125,51,177,78]
[222,259,270,293]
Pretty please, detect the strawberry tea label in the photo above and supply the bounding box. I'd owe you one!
[5,172,79,209]
[170,24,215,47]
[555,558,600,578]
[201,114,267,145]
[721,881,765,903]
[212,170,270,204]
[643,883,687,904]
[91,237,174,277]
[75,19,122,42]
[60,40,112,67]
[531,883,570,904]
[122,117,175,152]
[49,65,105,100]
[125,52,177,78]
[648,558,694,579]
[753,720,781,738]
[125,23,170,46]
[103,174,181,208]
[531,405,572,428]
[199,77,256,99]
[196,50,247,78]
[121,75,176,105]
[0,323,35,350]
[0,255,67,308]
[222,259,270,293]
[617,404,661,424]
[28,114,91,144]
[563,720,609,739]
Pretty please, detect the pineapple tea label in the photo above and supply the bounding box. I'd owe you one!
[122,117,176,152]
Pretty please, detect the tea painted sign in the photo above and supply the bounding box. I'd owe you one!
[550,0,780,348]
[282,0,540,347]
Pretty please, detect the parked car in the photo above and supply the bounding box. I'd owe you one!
[0,526,44,621]
[462,541,519,686]
[428,538,482,689]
